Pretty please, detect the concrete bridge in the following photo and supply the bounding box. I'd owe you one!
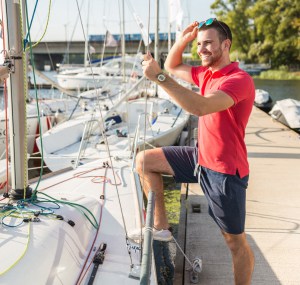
[31,38,173,71]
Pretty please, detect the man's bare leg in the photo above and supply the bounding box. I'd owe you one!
[222,232,254,285]
[135,148,174,229]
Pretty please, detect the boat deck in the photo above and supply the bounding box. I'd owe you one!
[174,107,300,284]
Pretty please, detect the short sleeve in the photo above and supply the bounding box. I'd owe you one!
[191,66,206,87]
[219,72,255,104]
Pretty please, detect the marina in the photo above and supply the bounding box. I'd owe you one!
[0,0,299,284]
[1,48,300,285]
[1,49,300,285]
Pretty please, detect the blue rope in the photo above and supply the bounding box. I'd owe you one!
[24,0,39,50]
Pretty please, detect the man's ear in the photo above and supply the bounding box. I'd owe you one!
[224,39,231,50]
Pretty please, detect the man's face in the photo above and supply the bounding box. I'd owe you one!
[197,28,224,68]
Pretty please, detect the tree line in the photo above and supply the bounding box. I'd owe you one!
[192,0,299,70]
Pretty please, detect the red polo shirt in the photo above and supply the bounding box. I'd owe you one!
[191,62,255,178]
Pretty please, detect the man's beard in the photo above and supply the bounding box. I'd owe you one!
[201,47,223,67]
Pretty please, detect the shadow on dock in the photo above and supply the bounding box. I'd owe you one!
[174,110,300,284]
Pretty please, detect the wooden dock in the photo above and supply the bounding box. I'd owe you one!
[174,107,300,284]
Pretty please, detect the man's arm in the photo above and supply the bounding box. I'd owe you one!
[142,53,234,117]
[157,73,234,116]
[164,22,199,84]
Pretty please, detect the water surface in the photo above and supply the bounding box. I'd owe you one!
[253,79,300,101]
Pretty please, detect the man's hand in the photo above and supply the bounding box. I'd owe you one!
[179,21,199,45]
[141,52,162,82]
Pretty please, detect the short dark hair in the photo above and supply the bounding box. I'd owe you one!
[200,20,232,44]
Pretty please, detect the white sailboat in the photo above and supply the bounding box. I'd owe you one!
[0,97,78,155]
[0,88,121,156]
[56,56,143,91]
[0,83,130,189]
[36,83,189,172]
[56,1,143,92]
[0,1,159,284]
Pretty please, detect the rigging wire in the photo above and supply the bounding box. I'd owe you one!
[66,7,150,278]
[0,221,32,276]
[23,0,45,195]
[75,0,97,90]
[0,0,96,256]
[23,0,39,47]
[0,0,88,258]
[120,0,155,267]
[0,0,153,278]
[0,164,119,274]
[74,0,147,268]
[0,0,138,278]
[61,0,85,66]
[25,0,52,51]
[134,0,152,264]
[19,0,30,198]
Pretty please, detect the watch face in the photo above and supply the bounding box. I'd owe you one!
[157,73,166,82]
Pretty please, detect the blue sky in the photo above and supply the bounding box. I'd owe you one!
[27,0,214,41]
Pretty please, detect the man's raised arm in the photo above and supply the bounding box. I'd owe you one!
[164,21,199,84]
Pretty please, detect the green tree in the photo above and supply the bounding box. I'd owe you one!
[248,0,300,68]
[190,0,253,61]
[211,0,254,61]
[209,0,300,68]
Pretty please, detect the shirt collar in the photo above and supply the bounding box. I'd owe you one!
[210,62,239,76]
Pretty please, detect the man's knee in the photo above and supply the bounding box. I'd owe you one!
[222,231,248,253]
[135,151,146,174]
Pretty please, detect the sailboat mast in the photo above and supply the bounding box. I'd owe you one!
[84,1,90,67]
[154,0,159,62]
[121,0,125,81]
[154,0,159,96]
[2,0,31,198]
[167,0,172,52]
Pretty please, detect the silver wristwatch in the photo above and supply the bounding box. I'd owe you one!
[156,72,166,83]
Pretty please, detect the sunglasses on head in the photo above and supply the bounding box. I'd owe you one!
[198,18,229,40]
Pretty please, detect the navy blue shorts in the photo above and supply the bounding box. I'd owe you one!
[162,146,249,234]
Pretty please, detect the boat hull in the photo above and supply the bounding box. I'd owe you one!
[0,159,157,284]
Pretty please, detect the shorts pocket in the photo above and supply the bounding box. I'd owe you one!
[222,175,233,199]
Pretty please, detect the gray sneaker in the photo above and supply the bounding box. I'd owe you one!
[128,227,173,242]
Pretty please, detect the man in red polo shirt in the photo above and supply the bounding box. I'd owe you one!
[130,19,255,284]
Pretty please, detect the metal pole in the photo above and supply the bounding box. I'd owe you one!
[140,191,155,285]
[154,0,159,96]
[121,0,126,82]
[154,0,159,62]
[2,0,31,199]
[84,1,91,67]
[167,0,172,53]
